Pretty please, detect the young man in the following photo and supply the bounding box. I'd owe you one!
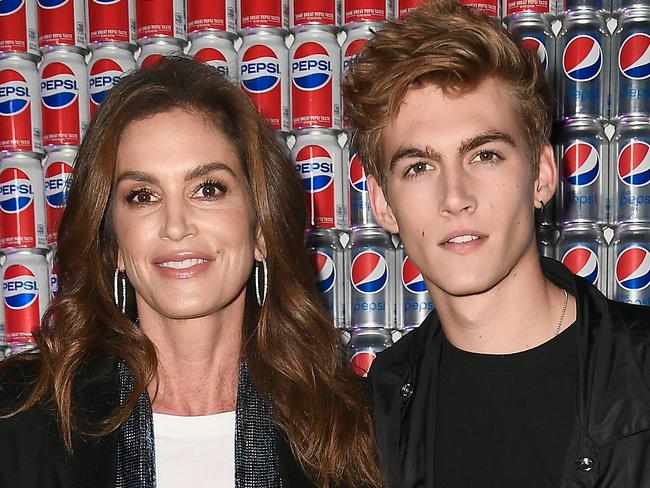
[343,2,650,487]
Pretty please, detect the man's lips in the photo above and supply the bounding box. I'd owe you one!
[439,230,488,246]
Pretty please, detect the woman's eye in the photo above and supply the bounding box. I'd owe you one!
[126,189,156,204]
[195,181,226,199]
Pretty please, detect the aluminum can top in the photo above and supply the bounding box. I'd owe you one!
[615,222,650,234]
[558,221,605,233]
[3,247,49,258]
[613,115,650,134]
[291,23,340,35]
[560,9,608,28]
[294,127,341,138]
[505,11,553,28]
[306,226,342,242]
[560,117,605,133]
[349,226,392,243]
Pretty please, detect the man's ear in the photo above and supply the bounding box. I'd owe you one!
[534,144,557,209]
[367,175,399,234]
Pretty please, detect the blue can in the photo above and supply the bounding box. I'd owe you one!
[395,241,434,330]
[557,223,608,294]
[609,223,650,306]
[506,13,556,89]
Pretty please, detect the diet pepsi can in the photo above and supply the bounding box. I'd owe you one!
[564,0,610,12]
[557,223,607,293]
[557,118,608,224]
[291,27,341,130]
[292,129,346,229]
[136,0,186,42]
[344,139,378,228]
[238,0,290,31]
[188,32,238,85]
[613,0,650,13]
[88,43,136,117]
[612,9,650,119]
[305,228,346,327]
[3,249,50,347]
[0,56,42,154]
[187,0,237,38]
[537,224,556,258]
[136,37,184,69]
[43,147,75,245]
[396,241,433,330]
[291,0,341,29]
[611,117,650,224]
[557,10,610,119]
[0,0,38,59]
[507,13,556,86]
[458,0,500,16]
[343,0,393,24]
[610,223,650,305]
[346,227,395,328]
[87,0,136,47]
[37,0,86,52]
[346,327,393,377]
[239,30,290,131]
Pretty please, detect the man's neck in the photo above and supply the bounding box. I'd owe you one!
[430,250,577,354]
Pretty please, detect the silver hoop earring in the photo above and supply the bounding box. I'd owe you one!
[255,259,268,307]
[114,268,127,314]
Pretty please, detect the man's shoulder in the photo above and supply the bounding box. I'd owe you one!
[609,298,650,341]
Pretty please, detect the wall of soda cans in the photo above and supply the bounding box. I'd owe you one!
[1,0,650,373]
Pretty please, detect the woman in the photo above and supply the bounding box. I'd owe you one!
[0,57,382,488]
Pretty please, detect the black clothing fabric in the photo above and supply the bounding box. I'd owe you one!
[434,325,578,488]
[367,257,650,488]
[0,353,315,488]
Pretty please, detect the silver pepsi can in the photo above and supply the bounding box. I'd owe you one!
[506,13,556,88]
[611,116,650,224]
[557,223,607,294]
[346,327,393,377]
[345,227,395,328]
[396,241,434,330]
[613,0,650,14]
[305,228,346,328]
[344,138,378,228]
[610,223,650,306]
[556,118,608,225]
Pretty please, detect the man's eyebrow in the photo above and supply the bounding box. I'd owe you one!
[457,130,517,155]
[114,162,236,186]
[389,145,443,169]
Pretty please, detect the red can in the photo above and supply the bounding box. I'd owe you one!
[187,0,237,38]
[395,0,423,18]
[43,147,75,245]
[502,0,553,16]
[37,0,87,52]
[0,0,39,59]
[290,0,341,29]
[343,0,393,25]
[189,33,238,85]
[460,0,500,17]
[136,0,186,42]
[136,37,184,68]
[238,0,289,31]
[87,0,137,47]
[88,43,136,116]
[49,247,58,298]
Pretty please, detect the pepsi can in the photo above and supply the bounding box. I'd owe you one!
[507,13,556,86]
[346,327,393,377]
[346,227,395,328]
[343,0,393,25]
[613,0,650,13]
[557,10,610,119]
[2,249,49,348]
[238,0,290,31]
[537,224,556,258]
[502,0,555,17]
[188,32,238,85]
[87,0,136,48]
[564,0,609,12]
[305,228,346,327]
[395,0,424,18]
[136,37,184,69]
[612,9,650,119]
[37,0,86,52]
[396,241,433,330]
[610,223,650,305]
[43,147,75,245]
[457,0,500,16]
[557,118,608,224]
[0,0,38,59]
[187,0,237,38]
[292,129,346,229]
[49,246,58,299]
[342,24,378,127]
[40,48,89,149]
[239,30,290,131]
[291,0,341,29]
[0,56,42,155]
[344,138,378,228]
[136,0,186,43]
[88,43,136,117]
[611,117,650,224]
[557,223,607,294]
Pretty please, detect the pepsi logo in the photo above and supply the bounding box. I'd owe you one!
[402,256,427,293]
[240,45,281,93]
[93,0,120,4]
[44,162,74,208]
[563,35,602,82]
[41,62,79,110]
[348,153,367,192]
[194,48,229,77]
[521,37,548,73]
[619,33,650,80]
[348,351,376,378]
[292,42,332,91]
[3,264,38,310]
[562,141,600,187]
[140,54,163,70]
[37,0,69,8]
[89,59,123,106]
[343,39,368,72]
[351,250,388,294]
[0,69,30,116]
[0,0,24,16]
[0,168,34,213]
[618,141,650,187]
[616,246,650,291]
[295,145,334,193]
[561,246,599,284]
[310,251,335,293]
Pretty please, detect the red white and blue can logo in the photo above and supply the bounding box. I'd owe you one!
[291,40,335,128]
[563,35,602,83]
[562,246,599,284]
[0,167,36,249]
[89,58,124,116]
[3,263,40,343]
[44,161,74,244]
[618,141,650,187]
[401,256,427,293]
[521,36,549,73]
[194,48,234,82]
[0,68,36,152]
[348,351,375,377]
[311,251,336,293]
[616,246,650,291]
[619,33,650,80]
[295,144,336,228]
[41,60,81,146]
[562,141,600,187]
[351,250,388,294]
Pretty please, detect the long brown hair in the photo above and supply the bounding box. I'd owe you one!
[2,57,382,488]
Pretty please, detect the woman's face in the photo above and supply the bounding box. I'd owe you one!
[111,108,262,321]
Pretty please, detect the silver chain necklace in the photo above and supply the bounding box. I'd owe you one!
[555,289,569,336]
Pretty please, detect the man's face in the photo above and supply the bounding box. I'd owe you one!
[371,78,555,298]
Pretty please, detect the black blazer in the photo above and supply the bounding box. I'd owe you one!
[0,354,315,488]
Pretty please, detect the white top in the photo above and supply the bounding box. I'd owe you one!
[153,410,236,488]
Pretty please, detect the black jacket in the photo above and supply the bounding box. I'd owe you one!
[0,354,316,488]
[368,257,650,488]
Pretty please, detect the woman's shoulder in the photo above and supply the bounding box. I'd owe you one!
[0,354,43,413]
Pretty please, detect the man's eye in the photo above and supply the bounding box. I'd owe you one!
[406,162,431,176]
[473,151,500,164]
